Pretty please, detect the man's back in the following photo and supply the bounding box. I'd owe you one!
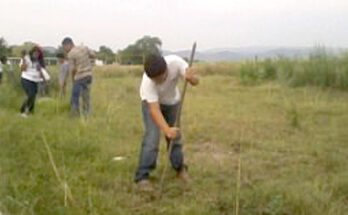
[68,45,95,80]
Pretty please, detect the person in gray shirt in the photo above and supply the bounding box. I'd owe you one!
[56,53,70,97]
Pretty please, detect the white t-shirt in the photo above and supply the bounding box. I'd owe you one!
[0,62,3,73]
[140,55,188,105]
[20,55,43,82]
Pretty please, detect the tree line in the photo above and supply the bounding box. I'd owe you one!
[0,35,162,65]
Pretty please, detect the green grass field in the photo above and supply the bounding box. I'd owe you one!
[0,64,347,215]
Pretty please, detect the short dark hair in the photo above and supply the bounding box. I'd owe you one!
[144,55,166,78]
[62,37,73,45]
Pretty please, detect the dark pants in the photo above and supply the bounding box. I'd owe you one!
[71,76,92,115]
[135,101,185,182]
[20,78,38,114]
[0,73,2,84]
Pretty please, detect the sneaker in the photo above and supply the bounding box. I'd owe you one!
[136,179,154,192]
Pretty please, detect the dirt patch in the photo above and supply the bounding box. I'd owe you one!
[187,141,236,166]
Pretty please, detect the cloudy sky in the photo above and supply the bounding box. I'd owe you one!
[1,0,348,51]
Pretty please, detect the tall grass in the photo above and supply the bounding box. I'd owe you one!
[239,49,348,89]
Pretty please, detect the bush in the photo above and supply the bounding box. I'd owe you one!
[239,58,277,85]
[260,59,277,79]
[283,50,348,89]
[239,61,260,85]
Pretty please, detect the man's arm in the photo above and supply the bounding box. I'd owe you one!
[88,48,96,59]
[177,56,199,86]
[147,102,178,139]
[67,55,77,80]
[185,67,199,86]
[71,65,77,80]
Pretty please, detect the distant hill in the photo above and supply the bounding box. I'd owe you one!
[163,46,348,62]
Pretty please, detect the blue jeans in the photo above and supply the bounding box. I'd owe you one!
[71,76,92,115]
[135,101,185,182]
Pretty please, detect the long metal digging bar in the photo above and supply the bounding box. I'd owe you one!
[159,42,197,196]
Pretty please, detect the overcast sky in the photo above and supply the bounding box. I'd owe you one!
[1,0,348,51]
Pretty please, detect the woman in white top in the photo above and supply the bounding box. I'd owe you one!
[0,60,2,84]
[0,56,5,84]
[20,46,46,116]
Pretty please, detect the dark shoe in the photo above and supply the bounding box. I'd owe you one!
[177,167,190,183]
